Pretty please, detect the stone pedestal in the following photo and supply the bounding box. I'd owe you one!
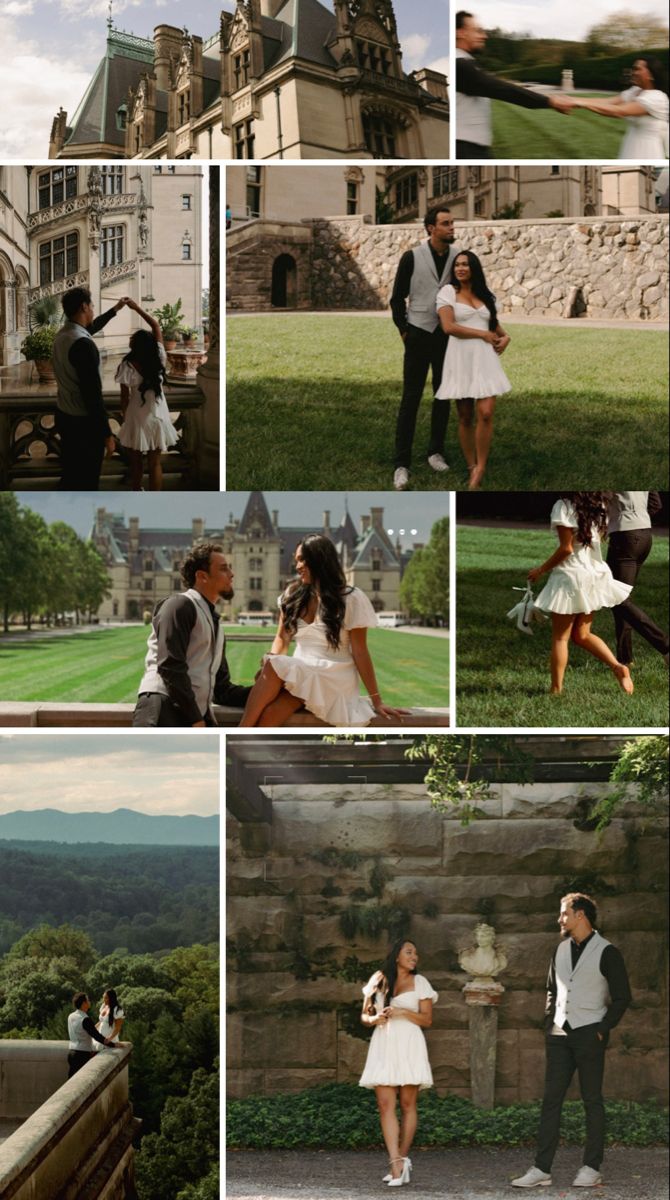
[463,981,505,1109]
[561,69,574,91]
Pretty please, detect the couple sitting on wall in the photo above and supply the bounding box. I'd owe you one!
[132,537,404,729]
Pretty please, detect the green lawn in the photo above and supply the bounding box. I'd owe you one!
[491,100,624,158]
[226,316,668,491]
[0,624,448,708]
[456,525,669,728]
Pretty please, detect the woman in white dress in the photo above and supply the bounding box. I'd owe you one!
[570,58,669,159]
[436,251,511,490]
[95,988,125,1050]
[527,493,634,696]
[359,939,437,1187]
[238,534,404,727]
[115,298,179,491]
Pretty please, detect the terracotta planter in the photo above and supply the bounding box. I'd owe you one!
[164,338,178,351]
[34,358,56,384]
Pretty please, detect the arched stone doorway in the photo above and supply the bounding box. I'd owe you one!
[248,599,263,612]
[271,253,297,308]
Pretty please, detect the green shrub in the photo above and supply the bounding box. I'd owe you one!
[226,1083,669,1150]
[496,47,668,89]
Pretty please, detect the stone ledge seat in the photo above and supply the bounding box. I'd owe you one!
[0,702,450,728]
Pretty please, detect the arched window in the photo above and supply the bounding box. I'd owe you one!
[362,113,398,158]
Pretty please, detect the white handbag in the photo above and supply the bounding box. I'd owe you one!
[506,583,546,635]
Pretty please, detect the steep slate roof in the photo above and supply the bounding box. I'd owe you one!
[237,491,277,538]
[265,0,337,69]
[351,527,399,568]
[65,30,155,149]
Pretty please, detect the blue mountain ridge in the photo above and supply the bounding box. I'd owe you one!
[0,808,218,846]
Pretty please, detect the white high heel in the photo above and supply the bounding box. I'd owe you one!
[383,1156,412,1182]
[387,1157,410,1186]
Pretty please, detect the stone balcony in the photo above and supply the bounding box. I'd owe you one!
[0,359,213,490]
[0,1041,138,1199]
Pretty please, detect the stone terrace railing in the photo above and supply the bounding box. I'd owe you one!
[0,702,449,728]
[0,383,205,490]
[0,1041,137,1199]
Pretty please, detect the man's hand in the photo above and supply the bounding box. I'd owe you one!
[192,720,206,727]
[114,296,133,311]
[548,94,574,114]
[104,436,116,457]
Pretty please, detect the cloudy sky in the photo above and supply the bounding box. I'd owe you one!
[0,733,220,815]
[468,0,668,39]
[16,491,450,550]
[0,0,450,159]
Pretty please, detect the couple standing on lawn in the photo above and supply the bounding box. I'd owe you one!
[132,536,404,729]
[391,205,511,493]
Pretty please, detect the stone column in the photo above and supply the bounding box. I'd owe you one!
[463,980,505,1109]
[195,166,220,488]
[561,69,574,91]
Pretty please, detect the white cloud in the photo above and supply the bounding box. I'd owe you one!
[428,55,450,76]
[0,17,93,158]
[4,1,35,14]
[472,0,668,40]
[402,32,431,69]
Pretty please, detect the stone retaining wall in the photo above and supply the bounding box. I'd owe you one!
[226,214,669,320]
[227,783,668,1103]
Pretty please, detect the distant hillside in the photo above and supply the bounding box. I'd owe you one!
[0,807,218,846]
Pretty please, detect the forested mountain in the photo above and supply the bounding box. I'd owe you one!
[0,808,218,845]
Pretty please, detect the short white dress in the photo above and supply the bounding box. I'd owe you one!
[268,587,379,726]
[535,499,633,615]
[359,973,437,1090]
[116,342,180,452]
[435,284,512,401]
[96,1003,124,1051]
[617,87,669,160]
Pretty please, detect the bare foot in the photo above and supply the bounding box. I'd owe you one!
[613,664,634,695]
[468,465,485,490]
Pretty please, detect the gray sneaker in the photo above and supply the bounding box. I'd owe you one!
[511,1166,552,1188]
[393,467,409,490]
[572,1166,603,1187]
[428,453,449,472]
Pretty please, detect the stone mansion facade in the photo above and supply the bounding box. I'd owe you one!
[0,164,202,367]
[48,1,448,161]
[91,492,415,621]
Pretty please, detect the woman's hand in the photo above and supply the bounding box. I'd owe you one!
[482,330,499,345]
[527,566,543,583]
[494,334,511,355]
[373,700,409,722]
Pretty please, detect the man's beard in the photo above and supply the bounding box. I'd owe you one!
[219,587,234,601]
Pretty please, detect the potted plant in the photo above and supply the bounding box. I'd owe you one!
[181,326,198,345]
[152,299,185,349]
[21,296,63,383]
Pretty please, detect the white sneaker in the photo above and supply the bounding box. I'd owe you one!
[428,453,449,472]
[511,1166,552,1188]
[393,467,409,490]
[572,1166,603,1187]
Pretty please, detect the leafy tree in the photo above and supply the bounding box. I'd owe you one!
[121,985,182,1025]
[586,10,669,52]
[0,961,83,1031]
[589,735,669,830]
[86,953,172,998]
[399,516,449,624]
[162,944,218,1020]
[135,1064,219,1200]
[177,1166,219,1200]
[4,924,96,971]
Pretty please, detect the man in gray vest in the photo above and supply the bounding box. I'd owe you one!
[390,206,458,490]
[52,287,128,490]
[133,540,251,727]
[513,892,631,1189]
[68,992,120,1078]
[456,12,574,158]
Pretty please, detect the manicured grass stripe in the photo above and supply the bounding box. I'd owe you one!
[456,525,669,728]
[0,625,448,708]
[226,317,668,491]
[491,103,623,158]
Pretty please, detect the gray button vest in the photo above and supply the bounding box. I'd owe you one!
[553,931,612,1029]
[53,321,102,416]
[138,588,225,718]
[456,48,492,147]
[407,241,459,333]
[68,1008,95,1052]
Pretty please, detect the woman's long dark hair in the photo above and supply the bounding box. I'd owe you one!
[281,534,352,650]
[124,330,166,405]
[449,250,498,331]
[364,938,417,1014]
[561,492,612,546]
[104,987,120,1030]
[640,56,669,95]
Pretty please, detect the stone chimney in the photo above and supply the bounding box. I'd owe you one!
[128,517,140,555]
[323,510,331,534]
[192,517,205,540]
[153,24,182,89]
[360,514,371,535]
[371,507,384,531]
[272,510,279,530]
[412,68,448,101]
[260,0,285,17]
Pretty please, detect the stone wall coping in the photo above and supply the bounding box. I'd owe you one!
[0,702,449,728]
[0,1041,69,1063]
[308,214,669,230]
[0,1041,132,1194]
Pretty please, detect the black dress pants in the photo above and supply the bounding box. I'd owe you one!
[535,1027,607,1173]
[67,1049,95,1078]
[56,409,106,490]
[456,140,491,159]
[607,529,669,663]
[133,693,216,727]
[394,325,450,469]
